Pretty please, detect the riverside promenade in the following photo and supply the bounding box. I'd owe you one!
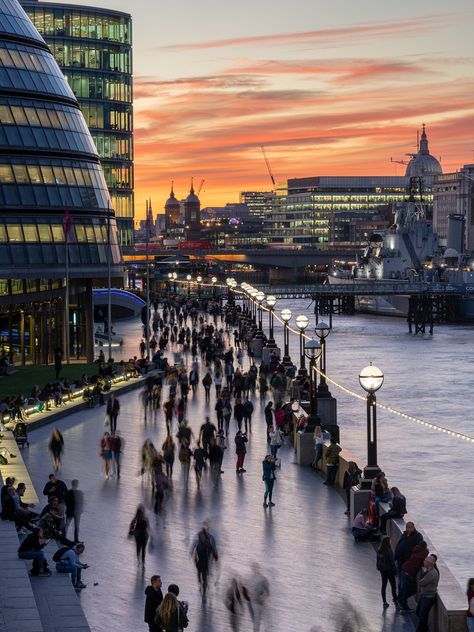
[20,333,418,632]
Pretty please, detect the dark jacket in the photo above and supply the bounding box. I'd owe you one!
[402,544,429,577]
[154,604,188,631]
[343,467,361,490]
[391,494,407,516]
[42,479,67,503]
[1,494,15,521]
[106,398,120,416]
[235,434,248,454]
[376,548,396,574]
[264,404,273,426]
[394,529,423,563]
[18,532,44,554]
[144,585,163,623]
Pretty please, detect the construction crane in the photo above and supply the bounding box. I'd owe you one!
[197,178,205,195]
[261,145,276,188]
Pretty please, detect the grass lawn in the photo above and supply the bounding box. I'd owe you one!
[0,363,99,400]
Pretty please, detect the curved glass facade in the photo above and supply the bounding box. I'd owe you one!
[0,0,122,364]
[22,1,134,246]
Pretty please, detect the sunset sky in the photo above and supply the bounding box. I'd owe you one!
[59,0,474,218]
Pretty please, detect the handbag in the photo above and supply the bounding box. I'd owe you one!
[104,415,110,428]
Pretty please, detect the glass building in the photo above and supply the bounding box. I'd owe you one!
[0,0,122,364]
[20,0,134,246]
[265,176,434,248]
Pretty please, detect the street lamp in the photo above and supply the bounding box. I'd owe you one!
[196,274,202,298]
[255,291,265,332]
[211,276,217,299]
[280,308,292,364]
[266,295,277,343]
[315,321,331,393]
[359,363,384,486]
[167,272,173,293]
[304,338,322,428]
[295,314,309,376]
[172,271,178,293]
[250,289,258,323]
[186,274,192,297]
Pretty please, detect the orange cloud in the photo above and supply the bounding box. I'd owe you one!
[163,15,450,51]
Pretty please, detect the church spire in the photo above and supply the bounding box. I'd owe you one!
[170,180,175,198]
[419,123,429,154]
[190,177,194,195]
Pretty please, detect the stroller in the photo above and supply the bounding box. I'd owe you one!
[13,421,29,448]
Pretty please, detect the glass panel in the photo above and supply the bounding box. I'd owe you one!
[11,105,27,125]
[53,165,66,185]
[75,224,87,242]
[38,224,52,241]
[6,225,23,242]
[27,165,42,184]
[0,165,14,183]
[85,225,95,242]
[23,224,38,241]
[12,165,29,184]
[0,104,14,124]
[51,225,64,242]
[40,165,55,184]
[11,279,23,294]
[0,225,7,242]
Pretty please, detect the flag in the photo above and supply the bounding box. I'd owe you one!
[63,209,74,242]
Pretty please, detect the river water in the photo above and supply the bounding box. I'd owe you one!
[109,300,474,589]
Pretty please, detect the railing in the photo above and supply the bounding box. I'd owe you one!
[253,282,474,297]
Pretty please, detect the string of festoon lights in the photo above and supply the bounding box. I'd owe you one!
[173,277,474,444]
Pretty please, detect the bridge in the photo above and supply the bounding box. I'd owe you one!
[252,281,474,298]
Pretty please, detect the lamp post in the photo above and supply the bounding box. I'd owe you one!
[186,274,192,297]
[265,295,277,344]
[196,274,202,299]
[359,363,384,487]
[255,291,265,332]
[280,308,292,365]
[250,289,258,323]
[211,276,217,300]
[304,338,322,428]
[172,271,178,293]
[167,272,173,293]
[315,321,331,393]
[295,314,309,377]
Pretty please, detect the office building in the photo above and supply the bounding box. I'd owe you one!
[0,0,122,364]
[21,0,134,246]
[239,190,275,219]
[433,164,474,252]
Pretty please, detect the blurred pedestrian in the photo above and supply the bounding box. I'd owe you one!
[106,393,120,434]
[111,431,123,478]
[49,428,64,471]
[99,431,113,479]
[162,435,176,478]
[65,479,83,542]
[129,504,150,566]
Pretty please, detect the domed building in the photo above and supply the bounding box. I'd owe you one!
[0,0,122,364]
[164,183,181,226]
[405,125,443,179]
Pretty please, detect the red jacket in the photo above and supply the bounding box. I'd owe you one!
[402,544,428,577]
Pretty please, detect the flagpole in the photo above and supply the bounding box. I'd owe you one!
[65,229,70,364]
[145,198,150,361]
[107,202,112,362]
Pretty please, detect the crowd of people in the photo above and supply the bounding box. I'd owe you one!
[1,292,472,632]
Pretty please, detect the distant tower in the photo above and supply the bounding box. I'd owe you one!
[184,179,201,241]
[164,182,181,226]
[405,124,442,179]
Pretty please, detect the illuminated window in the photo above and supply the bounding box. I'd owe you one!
[7,225,23,242]
[51,225,64,242]
[38,224,52,241]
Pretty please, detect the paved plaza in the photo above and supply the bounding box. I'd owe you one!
[20,334,417,632]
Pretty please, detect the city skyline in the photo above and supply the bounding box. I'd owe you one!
[44,0,474,218]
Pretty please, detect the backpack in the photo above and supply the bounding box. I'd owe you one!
[53,545,72,563]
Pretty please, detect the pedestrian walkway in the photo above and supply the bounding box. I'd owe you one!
[22,342,417,632]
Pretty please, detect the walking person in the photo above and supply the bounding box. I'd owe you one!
[99,431,113,479]
[234,399,245,432]
[191,526,218,602]
[323,436,341,486]
[192,443,207,490]
[106,393,120,434]
[178,442,192,488]
[235,430,248,474]
[268,425,283,458]
[65,479,83,542]
[264,401,273,442]
[144,575,163,632]
[262,454,277,508]
[162,435,176,478]
[111,431,123,478]
[415,556,439,631]
[208,438,224,488]
[202,370,212,402]
[49,428,64,472]
[163,398,174,434]
[376,536,398,608]
[243,398,254,433]
[129,504,150,566]
[54,346,62,380]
